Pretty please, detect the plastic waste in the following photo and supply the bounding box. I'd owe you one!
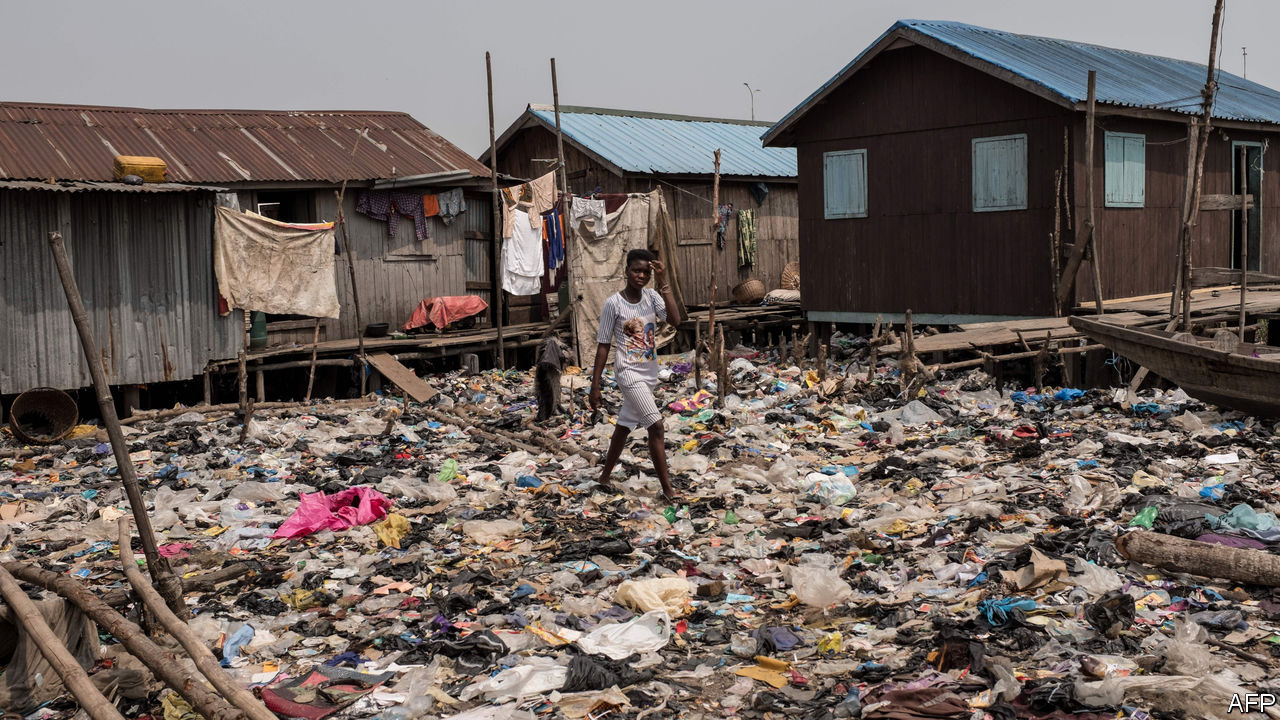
[575,610,672,660]
[806,473,856,506]
[614,577,692,617]
[462,519,523,545]
[458,656,567,702]
[786,564,853,608]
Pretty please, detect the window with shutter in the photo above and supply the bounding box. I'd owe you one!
[823,149,867,219]
[972,134,1027,212]
[1104,132,1145,207]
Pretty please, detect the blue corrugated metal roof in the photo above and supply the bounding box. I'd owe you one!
[766,19,1280,145]
[529,106,796,177]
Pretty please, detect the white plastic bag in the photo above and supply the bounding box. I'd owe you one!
[575,610,672,660]
[462,519,522,545]
[786,564,853,608]
[806,473,856,506]
[458,656,566,702]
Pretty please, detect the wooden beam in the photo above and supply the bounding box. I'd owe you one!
[366,353,439,403]
[1199,193,1254,211]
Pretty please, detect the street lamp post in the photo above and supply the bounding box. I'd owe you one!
[743,83,759,121]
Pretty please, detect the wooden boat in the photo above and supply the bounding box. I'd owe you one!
[1068,315,1280,417]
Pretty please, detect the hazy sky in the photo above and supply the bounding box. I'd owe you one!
[1,1,1272,155]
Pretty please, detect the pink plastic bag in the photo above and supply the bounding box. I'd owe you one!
[272,487,393,539]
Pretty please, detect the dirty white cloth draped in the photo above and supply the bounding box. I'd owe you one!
[567,189,682,365]
[214,206,341,318]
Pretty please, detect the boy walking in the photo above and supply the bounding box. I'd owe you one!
[589,249,684,501]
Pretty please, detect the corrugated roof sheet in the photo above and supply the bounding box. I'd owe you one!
[0,180,216,193]
[527,106,796,177]
[766,20,1280,145]
[0,102,491,184]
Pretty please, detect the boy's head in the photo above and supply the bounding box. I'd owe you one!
[625,249,655,290]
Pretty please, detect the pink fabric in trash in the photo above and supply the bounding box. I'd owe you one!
[402,295,489,332]
[272,487,393,539]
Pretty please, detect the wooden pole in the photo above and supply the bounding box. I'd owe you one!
[708,149,722,338]
[1171,121,1200,317]
[1084,70,1105,314]
[1182,0,1227,331]
[694,319,703,389]
[487,51,506,370]
[304,319,321,402]
[1050,167,1063,315]
[45,232,184,616]
[118,520,277,720]
[0,566,125,720]
[714,325,727,409]
[551,58,573,365]
[334,192,367,394]
[5,563,245,720]
[238,310,250,420]
[1239,144,1250,341]
[1118,529,1280,587]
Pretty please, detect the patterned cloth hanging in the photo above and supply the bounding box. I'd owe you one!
[737,209,757,267]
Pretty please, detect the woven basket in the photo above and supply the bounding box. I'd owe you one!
[781,262,800,290]
[732,278,766,305]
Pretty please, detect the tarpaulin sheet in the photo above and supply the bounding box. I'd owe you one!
[566,188,683,365]
[214,206,341,318]
[0,598,99,712]
[272,487,392,539]
[403,295,489,332]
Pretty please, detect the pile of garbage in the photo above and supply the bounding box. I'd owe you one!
[2,343,1280,720]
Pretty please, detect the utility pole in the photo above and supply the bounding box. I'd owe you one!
[1242,46,1248,78]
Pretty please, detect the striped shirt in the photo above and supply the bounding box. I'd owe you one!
[597,289,667,386]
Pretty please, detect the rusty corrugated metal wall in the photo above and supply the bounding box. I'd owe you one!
[0,187,239,393]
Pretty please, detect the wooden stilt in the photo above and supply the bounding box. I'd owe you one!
[304,318,321,403]
[46,232,183,616]
[1239,145,1250,341]
[708,149,722,338]
[334,192,367,394]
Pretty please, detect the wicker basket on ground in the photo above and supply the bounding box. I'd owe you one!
[781,262,800,290]
[732,278,766,305]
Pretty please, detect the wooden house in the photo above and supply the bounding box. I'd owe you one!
[486,105,799,307]
[0,102,492,398]
[762,20,1280,324]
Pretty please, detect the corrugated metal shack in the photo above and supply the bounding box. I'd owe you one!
[763,20,1280,324]
[0,102,495,355]
[0,180,235,394]
[486,105,799,308]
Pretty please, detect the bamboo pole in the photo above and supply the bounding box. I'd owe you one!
[1085,70,1104,314]
[118,520,276,720]
[1181,0,1227,331]
[45,232,184,616]
[487,51,506,369]
[0,566,125,720]
[4,563,245,720]
[1239,144,1250,341]
[238,310,250,421]
[334,192,367,395]
[304,319,321,402]
[708,149,722,338]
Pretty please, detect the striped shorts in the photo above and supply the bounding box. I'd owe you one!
[617,381,661,430]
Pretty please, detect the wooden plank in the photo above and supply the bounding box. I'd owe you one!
[1199,193,1253,211]
[367,353,438,403]
[266,319,321,332]
[1191,266,1280,289]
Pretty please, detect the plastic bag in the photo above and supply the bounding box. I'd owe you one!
[786,564,853,608]
[575,610,672,660]
[615,578,692,617]
[458,656,566,702]
[806,473,856,506]
[462,519,522,545]
[1160,618,1214,675]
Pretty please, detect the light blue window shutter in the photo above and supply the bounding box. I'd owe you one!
[1123,135,1145,206]
[972,135,1027,212]
[823,150,867,219]
[1104,133,1125,205]
[1104,132,1144,207]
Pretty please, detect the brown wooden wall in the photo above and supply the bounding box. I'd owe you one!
[1074,116,1280,304]
[792,44,1068,319]
[496,124,799,307]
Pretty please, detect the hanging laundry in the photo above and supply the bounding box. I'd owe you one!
[437,188,467,226]
[544,207,565,271]
[213,207,340,318]
[715,203,734,250]
[737,208,757,267]
[500,171,558,238]
[422,194,440,218]
[570,196,608,237]
[355,190,430,242]
[502,208,544,296]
